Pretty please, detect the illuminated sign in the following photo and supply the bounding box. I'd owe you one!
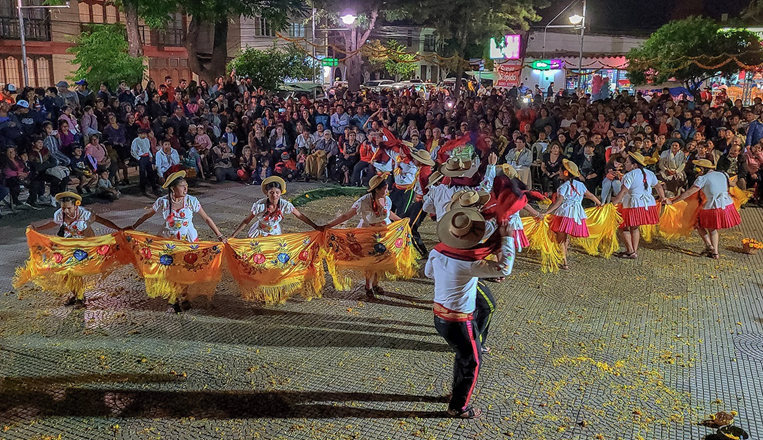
[489,35,521,60]
[530,59,563,70]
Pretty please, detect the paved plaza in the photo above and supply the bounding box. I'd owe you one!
[0,182,762,440]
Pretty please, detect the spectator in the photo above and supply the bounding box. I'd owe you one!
[69,144,97,194]
[716,145,748,190]
[131,128,160,196]
[156,139,182,179]
[330,105,350,136]
[212,140,237,182]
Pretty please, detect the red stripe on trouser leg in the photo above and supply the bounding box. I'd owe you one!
[463,320,481,410]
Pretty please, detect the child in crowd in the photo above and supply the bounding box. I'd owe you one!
[96,169,120,201]
[297,147,308,177]
[253,158,271,184]
[69,145,97,194]
[274,151,298,182]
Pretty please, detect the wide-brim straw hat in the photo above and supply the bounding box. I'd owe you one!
[449,189,490,208]
[440,157,473,177]
[627,151,647,167]
[437,208,486,249]
[54,191,82,202]
[162,170,187,189]
[368,173,389,193]
[410,149,435,166]
[262,176,287,195]
[427,171,444,188]
[692,159,716,169]
[500,164,518,179]
[562,158,580,177]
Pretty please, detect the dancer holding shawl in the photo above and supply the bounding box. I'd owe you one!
[611,152,667,259]
[229,176,321,238]
[425,208,515,419]
[667,159,741,259]
[28,191,123,307]
[323,174,402,298]
[544,159,602,270]
[129,171,226,312]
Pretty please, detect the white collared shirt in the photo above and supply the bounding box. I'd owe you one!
[425,237,514,314]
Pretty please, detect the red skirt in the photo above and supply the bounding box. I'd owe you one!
[514,229,529,249]
[619,204,660,229]
[549,215,589,238]
[698,204,741,230]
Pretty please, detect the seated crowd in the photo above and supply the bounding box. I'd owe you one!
[1,76,762,217]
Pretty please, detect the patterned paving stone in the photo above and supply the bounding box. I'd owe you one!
[1,183,762,439]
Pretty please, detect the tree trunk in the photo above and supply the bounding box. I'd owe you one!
[185,16,229,84]
[123,0,143,57]
[347,25,361,92]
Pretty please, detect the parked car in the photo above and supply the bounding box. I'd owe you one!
[362,79,394,92]
[276,82,326,100]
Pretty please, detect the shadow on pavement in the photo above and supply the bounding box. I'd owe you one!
[0,382,447,419]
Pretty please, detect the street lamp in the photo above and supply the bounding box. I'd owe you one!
[540,0,587,93]
[17,0,70,87]
[340,14,356,25]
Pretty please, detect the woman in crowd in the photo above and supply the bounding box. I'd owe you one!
[668,160,741,259]
[129,171,227,312]
[543,159,602,270]
[29,191,123,307]
[323,174,402,298]
[229,176,321,238]
[659,139,687,196]
[611,152,667,259]
[338,130,360,185]
[540,141,564,197]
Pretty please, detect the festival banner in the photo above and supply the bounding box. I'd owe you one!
[494,60,523,89]
[13,229,131,298]
[224,231,324,304]
[321,219,420,290]
[122,231,224,304]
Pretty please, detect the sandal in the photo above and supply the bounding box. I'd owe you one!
[447,406,483,419]
[712,252,720,260]
[561,264,569,270]
[372,285,384,296]
[481,346,492,354]
[63,296,77,307]
[73,299,86,310]
[365,288,375,299]
[171,302,183,314]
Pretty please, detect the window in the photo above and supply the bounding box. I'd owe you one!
[289,22,305,38]
[35,56,50,86]
[91,3,103,23]
[424,34,436,52]
[3,56,20,87]
[255,16,274,37]
[0,55,51,87]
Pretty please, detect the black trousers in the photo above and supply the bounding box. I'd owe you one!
[434,315,482,411]
[389,186,414,218]
[473,281,496,346]
[407,200,427,256]
[138,155,159,192]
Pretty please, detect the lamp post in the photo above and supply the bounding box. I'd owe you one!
[568,0,587,92]
[540,0,587,94]
[340,13,356,88]
[17,0,69,87]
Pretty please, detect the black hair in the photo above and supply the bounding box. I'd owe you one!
[59,197,77,204]
[168,176,186,190]
[265,181,283,192]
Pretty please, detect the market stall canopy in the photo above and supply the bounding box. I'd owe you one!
[465,71,495,82]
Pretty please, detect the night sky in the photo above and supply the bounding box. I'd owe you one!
[538,0,752,34]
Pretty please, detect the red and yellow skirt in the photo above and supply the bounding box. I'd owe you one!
[619,204,660,229]
[698,204,741,230]
[549,215,589,238]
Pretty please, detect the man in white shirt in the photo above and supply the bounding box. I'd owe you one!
[131,128,160,196]
[425,209,514,419]
[423,154,497,221]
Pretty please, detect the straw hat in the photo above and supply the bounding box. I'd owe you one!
[500,163,518,179]
[54,191,82,203]
[410,149,435,166]
[262,176,287,195]
[449,189,490,209]
[162,170,187,189]
[562,159,580,177]
[368,173,389,193]
[427,171,444,188]
[627,151,647,167]
[692,159,716,169]
[440,157,473,177]
[437,208,486,249]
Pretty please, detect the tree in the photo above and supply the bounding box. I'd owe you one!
[384,40,417,80]
[412,0,545,97]
[182,0,307,83]
[626,17,763,96]
[227,44,316,90]
[67,24,145,90]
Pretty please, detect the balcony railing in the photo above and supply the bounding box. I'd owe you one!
[0,16,51,41]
